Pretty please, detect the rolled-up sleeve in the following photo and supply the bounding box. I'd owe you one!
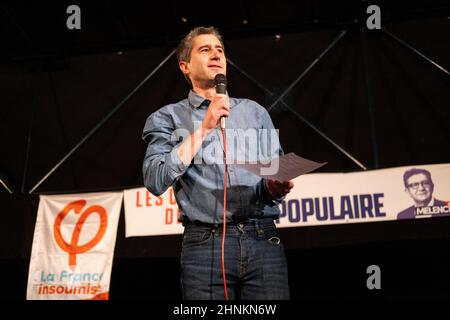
[258,105,286,204]
[142,110,189,196]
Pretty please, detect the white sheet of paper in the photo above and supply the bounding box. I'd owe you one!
[236,152,327,181]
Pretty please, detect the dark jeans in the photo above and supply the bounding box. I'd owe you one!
[180,218,290,300]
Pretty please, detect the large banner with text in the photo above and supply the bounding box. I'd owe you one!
[124,163,450,237]
[277,163,449,227]
[27,192,123,300]
[124,186,182,236]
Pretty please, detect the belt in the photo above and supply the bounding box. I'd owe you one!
[183,217,275,229]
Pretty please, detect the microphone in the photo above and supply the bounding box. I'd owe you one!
[214,73,227,129]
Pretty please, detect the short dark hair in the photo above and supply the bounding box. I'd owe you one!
[176,26,224,84]
[403,168,433,188]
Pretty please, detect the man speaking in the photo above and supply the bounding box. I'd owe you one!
[142,26,293,299]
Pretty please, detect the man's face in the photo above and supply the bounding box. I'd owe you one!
[405,173,433,205]
[179,34,226,86]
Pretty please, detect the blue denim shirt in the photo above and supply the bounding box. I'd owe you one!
[142,90,283,224]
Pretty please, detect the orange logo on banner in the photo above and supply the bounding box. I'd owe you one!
[54,200,108,270]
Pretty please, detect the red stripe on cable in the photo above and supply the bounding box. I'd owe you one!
[221,127,229,300]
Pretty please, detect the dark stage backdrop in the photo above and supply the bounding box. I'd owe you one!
[1,18,449,194]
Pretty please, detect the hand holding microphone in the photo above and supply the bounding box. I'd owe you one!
[201,74,229,132]
[214,74,228,129]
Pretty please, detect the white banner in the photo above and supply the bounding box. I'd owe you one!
[276,163,450,228]
[27,192,123,300]
[124,187,182,237]
[124,163,450,237]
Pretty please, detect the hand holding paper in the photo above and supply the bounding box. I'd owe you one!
[265,179,294,200]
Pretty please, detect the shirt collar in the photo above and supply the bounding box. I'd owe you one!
[415,198,435,208]
[188,90,234,109]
